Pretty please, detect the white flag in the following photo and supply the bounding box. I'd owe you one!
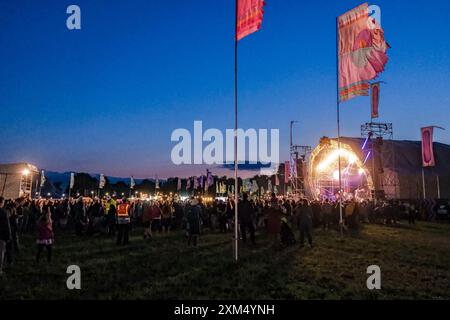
[193,176,199,189]
[290,157,297,180]
[99,174,106,189]
[40,170,46,187]
[244,179,252,192]
[130,176,135,189]
[70,173,75,189]
[186,178,191,190]
[252,180,259,193]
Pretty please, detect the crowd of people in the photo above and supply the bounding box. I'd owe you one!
[0,193,431,276]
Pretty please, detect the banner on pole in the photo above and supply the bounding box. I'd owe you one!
[193,176,199,189]
[40,170,46,188]
[177,178,182,191]
[99,174,106,189]
[236,0,265,41]
[284,161,290,184]
[186,177,191,190]
[290,157,297,181]
[130,176,135,190]
[371,82,380,119]
[206,170,214,192]
[69,173,75,189]
[338,3,389,102]
[252,180,259,193]
[421,127,435,167]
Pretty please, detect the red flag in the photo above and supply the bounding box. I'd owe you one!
[338,3,389,102]
[371,82,380,119]
[236,0,265,41]
[421,127,435,167]
[284,161,290,184]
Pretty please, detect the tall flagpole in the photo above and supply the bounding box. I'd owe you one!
[234,0,239,262]
[336,16,344,238]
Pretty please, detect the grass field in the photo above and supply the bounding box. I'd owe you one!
[1,222,450,300]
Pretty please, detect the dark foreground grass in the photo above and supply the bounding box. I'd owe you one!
[1,222,449,300]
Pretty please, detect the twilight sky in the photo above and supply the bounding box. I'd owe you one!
[1,0,450,178]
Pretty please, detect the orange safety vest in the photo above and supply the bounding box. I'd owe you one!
[117,204,130,217]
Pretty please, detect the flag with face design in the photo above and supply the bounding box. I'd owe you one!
[338,3,389,102]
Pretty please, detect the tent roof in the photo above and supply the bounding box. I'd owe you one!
[330,137,450,175]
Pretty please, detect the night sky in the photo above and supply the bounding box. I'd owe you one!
[1,0,450,178]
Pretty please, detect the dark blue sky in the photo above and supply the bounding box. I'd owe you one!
[1,0,450,178]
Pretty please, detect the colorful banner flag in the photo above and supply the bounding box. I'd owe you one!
[421,127,435,167]
[338,3,389,102]
[275,174,280,186]
[99,174,106,189]
[130,176,135,189]
[371,82,380,119]
[236,0,265,41]
[177,178,182,191]
[284,161,290,184]
[69,172,75,189]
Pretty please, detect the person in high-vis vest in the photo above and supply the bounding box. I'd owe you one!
[116,198,130,245]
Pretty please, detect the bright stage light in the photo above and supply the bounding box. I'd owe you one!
[22,168,30,176]
[333,170,340,181]
[358,168,365,175]
[316,149,359,173]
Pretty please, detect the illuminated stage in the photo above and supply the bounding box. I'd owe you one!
[304,136,450,200]
[306,138,374,201]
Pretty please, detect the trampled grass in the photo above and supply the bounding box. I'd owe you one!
[1,222,449,300]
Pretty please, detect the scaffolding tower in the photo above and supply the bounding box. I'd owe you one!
[290,145,312,197]
[289,121,312,197]
[361,122,398,199]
